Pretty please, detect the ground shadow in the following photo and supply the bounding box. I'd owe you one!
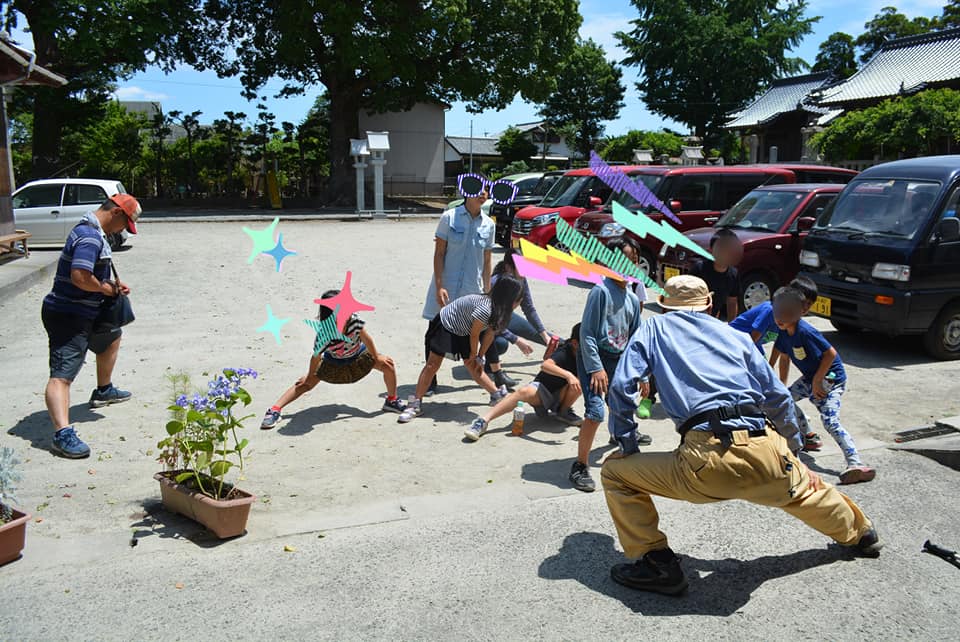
[129,499,238,549]
[825,330,931,369]
[482,415,575,445]
[278,404,383,435]
[5,405,104,452]
[521,444,618,489]
[797,452,844,478]
[538,531,853,615]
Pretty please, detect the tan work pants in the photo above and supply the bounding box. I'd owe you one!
[601,428,872,557]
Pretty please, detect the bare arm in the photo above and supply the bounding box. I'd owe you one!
[358,328,379,360]
[540,358,577,383]
[433,238,449,306]
[726,296,738,322]
[812,347,837,398]
[71,268,116,296]
[469,319,486,360]
[483,249,492,292]
[769,349,788,385]
[477,325,495,360]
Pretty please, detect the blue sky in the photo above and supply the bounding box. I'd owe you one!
[14,0,951,137]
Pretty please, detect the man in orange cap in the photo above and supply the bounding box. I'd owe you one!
[41,194,141,458]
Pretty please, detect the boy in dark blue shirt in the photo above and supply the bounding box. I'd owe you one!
[769,287,875,485]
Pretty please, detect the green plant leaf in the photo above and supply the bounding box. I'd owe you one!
[165,420,184,435]
[186,409,203,423]
[236,438,249,451]
[209,460,232,477]
[174,472,194,483]
[194,451,209,471]
[236,388,252,406]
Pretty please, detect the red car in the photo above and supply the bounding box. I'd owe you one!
[658,183,844,310]
[574,164,857,276]
[510,166,640,251]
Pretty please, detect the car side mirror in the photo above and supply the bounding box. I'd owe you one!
[589,196,602,207]
[937,216,960,242]
[669,200,682,212]
[796,216,816,232]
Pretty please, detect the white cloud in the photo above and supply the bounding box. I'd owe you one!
[112,86,170,102]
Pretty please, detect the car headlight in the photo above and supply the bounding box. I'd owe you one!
[871,263,910,282]
[599,223,625,238]
[531,212,559,227]
[799,250,820,268]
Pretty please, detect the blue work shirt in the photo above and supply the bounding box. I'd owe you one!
[774,319,846,385]
[729,301,780,353]
[609,311,800,455]
[422,205,495,320]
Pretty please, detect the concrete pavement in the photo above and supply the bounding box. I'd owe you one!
[1,219,959,640]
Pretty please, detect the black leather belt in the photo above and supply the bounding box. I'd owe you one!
[679,403,766,445]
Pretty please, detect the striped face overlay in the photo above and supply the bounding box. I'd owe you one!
[457,173,519,205]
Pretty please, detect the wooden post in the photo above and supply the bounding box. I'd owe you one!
[0,86,15,237]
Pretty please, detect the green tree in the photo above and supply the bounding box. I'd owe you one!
[148,112,172,197]
[812,88,960,160]
[211,111,247,195]
[537,39,625,160]
[942,0,960,28]
[65,101,146,186]
[599,129,684,162]
[496,127,538,165]
[168,110,205,195]
[617,0,817,143]
[855,7,932,64]
[196,0,581,202]
[812,32,858,79]
[1,0,202,178]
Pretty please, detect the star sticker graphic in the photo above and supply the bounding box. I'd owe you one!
[243,217,280,263]
[314,271,375,331]
[256,305,291,345]
[304,306,348,356]
[263,233,297,272]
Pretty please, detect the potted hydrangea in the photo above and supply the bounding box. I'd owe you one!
[0,447,30,565]
[155,368,258,538]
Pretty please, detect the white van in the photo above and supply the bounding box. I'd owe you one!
[12,178,129,249]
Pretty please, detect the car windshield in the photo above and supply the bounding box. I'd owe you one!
[606,174,664,210]
[532,174,560,197]
[539,175,591,207]
[513,177,541,197]
[815,179,941,240]
[716,190,806,232]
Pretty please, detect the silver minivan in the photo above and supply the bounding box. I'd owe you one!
[12,178,129,249]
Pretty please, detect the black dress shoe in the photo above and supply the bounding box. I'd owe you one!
[611,548,687,595]
[855,528,883,558]
[494,369,518,390]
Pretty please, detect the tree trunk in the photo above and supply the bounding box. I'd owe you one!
[29,88,64,179]
[325,87,361,206]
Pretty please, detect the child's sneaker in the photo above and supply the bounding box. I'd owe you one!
[635,398,653,419]
[803,432,823,451]
[51,426,91,459]
[556,408,583,426]
[397,397,421,423]
[839,465,876,485]
[464,418,487,441]
[260,409,281,430]
[489,385,508,406]
[381,397,407,414]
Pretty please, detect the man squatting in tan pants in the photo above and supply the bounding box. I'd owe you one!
[600,276,881,596]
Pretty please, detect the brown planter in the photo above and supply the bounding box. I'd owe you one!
[0,508,30,566]
[154,471,256,539]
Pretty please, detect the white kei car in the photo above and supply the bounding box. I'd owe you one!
[12,178,130,249]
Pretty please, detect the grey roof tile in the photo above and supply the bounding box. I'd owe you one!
[726,73,832,129]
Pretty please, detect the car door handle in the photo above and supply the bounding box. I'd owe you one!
[51,210,60,216]
[704,217,719,223]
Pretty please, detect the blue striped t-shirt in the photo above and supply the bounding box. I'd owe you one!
[42,214,112,319]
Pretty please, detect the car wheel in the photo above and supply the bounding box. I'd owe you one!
[637,249,657,280]
[923,302,960,360]
[108,232,125,251]
[548,237,570,253]
[741,272,776,310]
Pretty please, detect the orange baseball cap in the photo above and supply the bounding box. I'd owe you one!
[111,193,142,234]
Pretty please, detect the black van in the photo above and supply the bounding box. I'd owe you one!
[799,156,960,359]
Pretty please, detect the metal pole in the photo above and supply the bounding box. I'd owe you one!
[469,120,473,173]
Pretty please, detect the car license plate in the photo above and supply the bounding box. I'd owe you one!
[663,266,680,281]
[811,296,831,317]
[512,238,522,251]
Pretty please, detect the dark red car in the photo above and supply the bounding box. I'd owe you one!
[574,164,857,277]
[658,184,844,310]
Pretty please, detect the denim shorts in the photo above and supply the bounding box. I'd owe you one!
[42,306,121,382]
[576,349,622,423]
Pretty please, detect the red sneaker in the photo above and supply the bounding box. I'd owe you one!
[802,432,823,451]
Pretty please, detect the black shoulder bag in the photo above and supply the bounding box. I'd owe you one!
[97,261,135,328]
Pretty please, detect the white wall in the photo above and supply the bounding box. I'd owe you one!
[359,103,446,195]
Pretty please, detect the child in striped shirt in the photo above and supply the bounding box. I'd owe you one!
[399,275,524,423]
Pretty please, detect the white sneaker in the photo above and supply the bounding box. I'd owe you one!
[489,385,508,406]
[397,396,422,423]
[464,418,487,441]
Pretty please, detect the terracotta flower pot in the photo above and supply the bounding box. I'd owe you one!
[154,470,256,539]
[0,508,30,566]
